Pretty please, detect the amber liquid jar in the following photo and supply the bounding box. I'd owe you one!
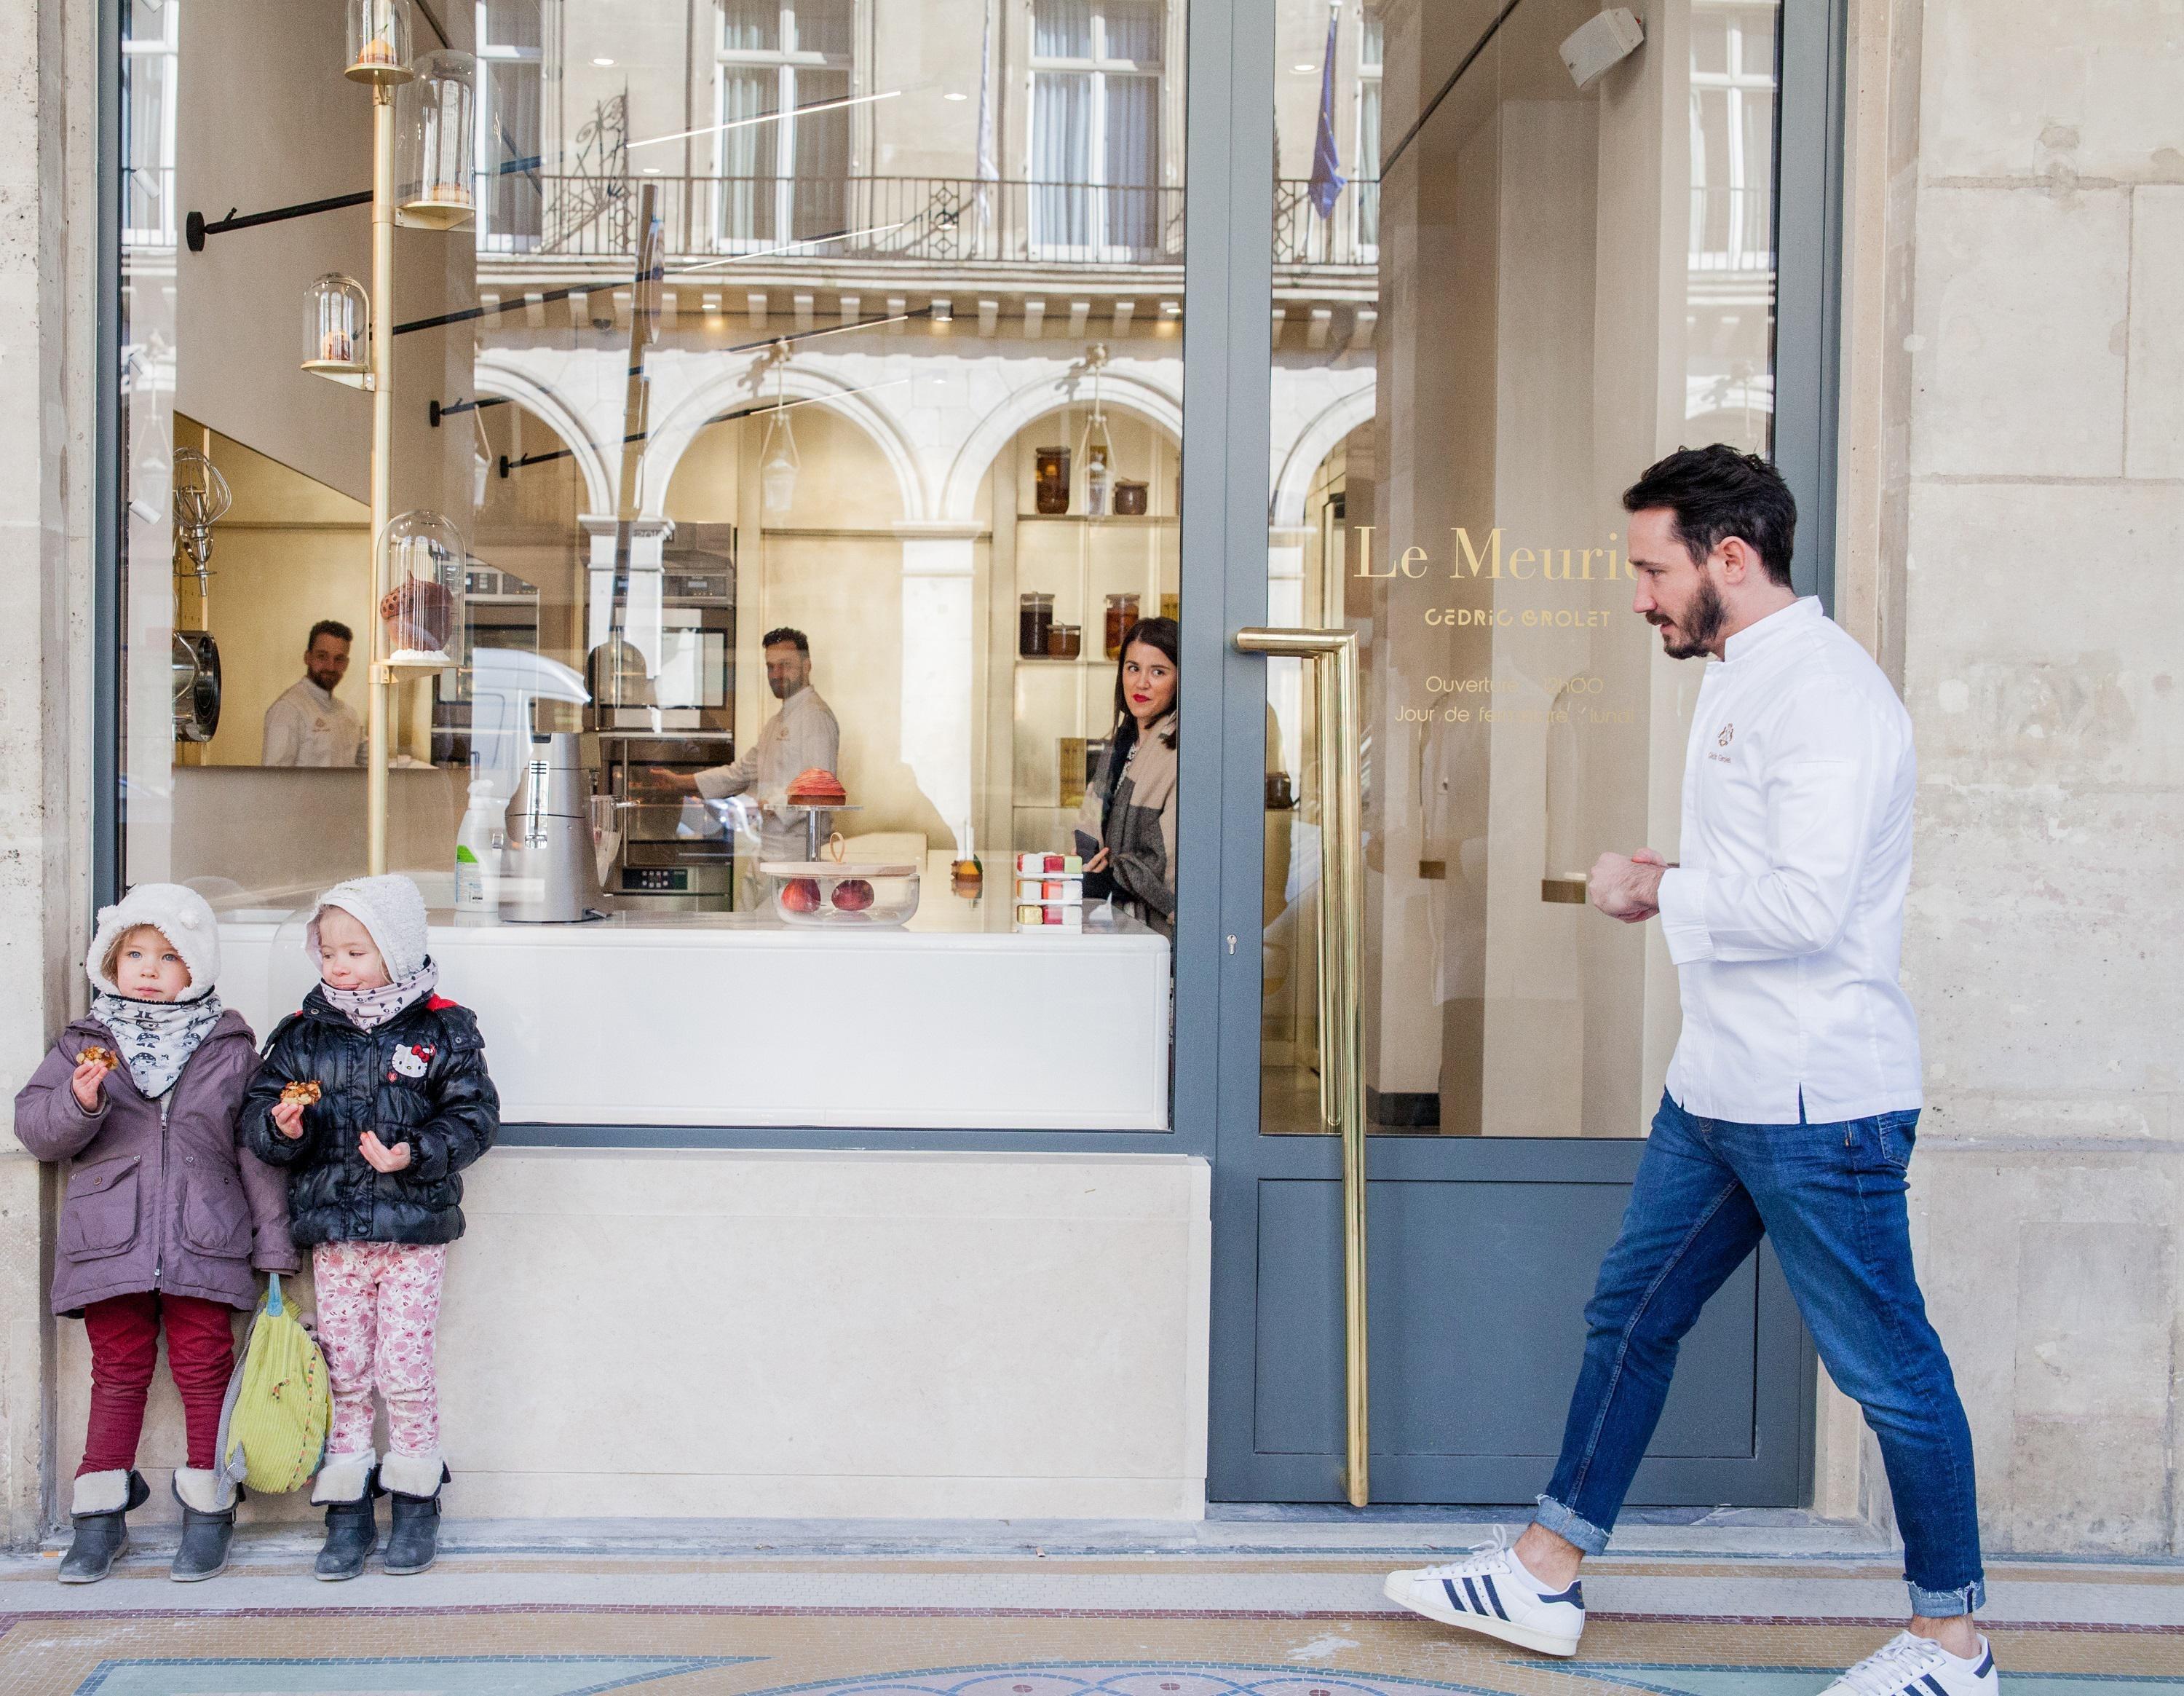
[1018,592,1054,657]
[1115,479,1149,516]
[1047,623,1082,659]
[1034,447,1070,514]
[1104,593,1140,660]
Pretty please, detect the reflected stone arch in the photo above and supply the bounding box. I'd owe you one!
[1270,384,1377,532]
[473,358,614,516]
[939,366,1182,524]
[639,360,927,524]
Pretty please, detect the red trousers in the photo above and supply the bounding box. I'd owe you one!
[78,1291,236,1476]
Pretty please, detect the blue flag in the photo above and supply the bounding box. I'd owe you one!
[1308,7,1347,218]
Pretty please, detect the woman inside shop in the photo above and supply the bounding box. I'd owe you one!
[1076,616,1179,939]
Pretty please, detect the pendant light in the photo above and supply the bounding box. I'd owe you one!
[760,344,800,516]
[1076,343,1115,519]
[397,49,478,229]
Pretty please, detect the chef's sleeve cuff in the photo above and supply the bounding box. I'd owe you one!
[692,767,736,801]
[1656,868,1714,965]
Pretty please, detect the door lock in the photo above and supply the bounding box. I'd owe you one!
[1227,934,1237,955]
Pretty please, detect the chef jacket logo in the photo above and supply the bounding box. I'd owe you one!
[389,1043,434,1081]
[1717,722,1735,747]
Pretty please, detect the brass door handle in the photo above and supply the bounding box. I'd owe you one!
[1235,626,1369,1507]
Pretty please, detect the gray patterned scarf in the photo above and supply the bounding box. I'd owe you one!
[89,992,226,1100]
[320,958,439,1030]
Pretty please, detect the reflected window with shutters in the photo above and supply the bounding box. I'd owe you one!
[1029,0,1166,259]
[716,0,855,249]
[478,0,545,251]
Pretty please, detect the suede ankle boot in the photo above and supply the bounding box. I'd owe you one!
[379,1454,451,1576]
[170,1469,238,1582]
[59,1470,149,1585]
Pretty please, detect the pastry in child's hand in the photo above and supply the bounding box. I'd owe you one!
[280,1079,323,1107]
[77,1045,118,1070]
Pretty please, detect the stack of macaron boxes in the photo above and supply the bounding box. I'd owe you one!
[1015,851,1085,931]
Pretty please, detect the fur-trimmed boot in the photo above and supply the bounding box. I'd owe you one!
[379,1451,450,1577]
[170,1468,239,1582]
[59,1470,150,1584]
[311,1454,380,1582]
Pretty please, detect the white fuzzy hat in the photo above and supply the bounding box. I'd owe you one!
[87,883,221,1001]
[308,875,430,981]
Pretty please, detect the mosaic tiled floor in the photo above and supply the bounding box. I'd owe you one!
[2,1606,2180,1695]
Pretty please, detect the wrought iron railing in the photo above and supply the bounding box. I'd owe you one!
[480,173,1190,268]
[1272,177,1380,267]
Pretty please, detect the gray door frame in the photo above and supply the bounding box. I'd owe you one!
[1193,0,1846,1505]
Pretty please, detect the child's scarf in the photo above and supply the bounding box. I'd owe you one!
[87,992,226,1100]
[319,959,439,1031]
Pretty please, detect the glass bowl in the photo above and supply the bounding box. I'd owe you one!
[760,861,922,928]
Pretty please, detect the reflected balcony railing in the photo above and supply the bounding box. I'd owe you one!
[477,173,1188,269]
[122,162,178,250]
[1272,176,1380,268]
[1690,183,1774,273]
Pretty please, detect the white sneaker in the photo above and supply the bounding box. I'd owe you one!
[1821,1631,1998,1696]
[1382,1532,1585,1657]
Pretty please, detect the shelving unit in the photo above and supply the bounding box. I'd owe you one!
[996,413,1181,859]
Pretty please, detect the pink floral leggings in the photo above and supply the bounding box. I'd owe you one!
[312,1242,449,1462]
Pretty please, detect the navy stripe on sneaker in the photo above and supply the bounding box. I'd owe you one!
[1539,1581,1583,1608]
[1918,1676,1949,1696]
[1973,1653,1993,1679]
[1441,1578,1467,1614]
[1481,1574,1509,1620]
[1461,1577,1487,1614]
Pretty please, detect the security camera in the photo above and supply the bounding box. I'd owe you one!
[1560,7,1645,90]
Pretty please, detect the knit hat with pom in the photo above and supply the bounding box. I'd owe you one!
[307,875,430,981]
[87,883,221,1001]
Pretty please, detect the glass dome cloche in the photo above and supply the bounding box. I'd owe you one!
[345,0,416,84]
[301,274,371,385]
[378,510,467,670]
[396,50,478,229]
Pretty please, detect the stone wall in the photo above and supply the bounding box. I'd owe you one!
[0,0,99,1545]
[1872,0,2184,1555]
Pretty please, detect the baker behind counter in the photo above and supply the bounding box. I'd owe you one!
[647,626,839,911]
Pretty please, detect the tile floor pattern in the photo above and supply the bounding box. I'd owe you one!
[0,1546,2176,1696]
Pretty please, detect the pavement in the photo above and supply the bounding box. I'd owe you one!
[0,1512,2176,1693]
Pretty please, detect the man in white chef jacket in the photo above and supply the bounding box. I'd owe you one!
[262,620,364,767]
[1382,449,1996,1696]
[688,627,840,906]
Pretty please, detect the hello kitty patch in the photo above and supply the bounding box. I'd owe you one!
[388,1042,435,1081]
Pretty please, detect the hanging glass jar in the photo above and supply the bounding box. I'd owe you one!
[379,510,467,668]
[397,50,478,229]
[301,274,371,386]
[345,0,415,84]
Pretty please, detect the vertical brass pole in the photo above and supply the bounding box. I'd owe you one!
[366,84,396,876]
[1236,626,1368,1505]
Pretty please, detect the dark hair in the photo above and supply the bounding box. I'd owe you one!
[1111,615,1179,751]
[1622,445,1797,588]
[761,626,810,655]
[307,620,353,650]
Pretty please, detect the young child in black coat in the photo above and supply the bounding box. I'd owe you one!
[242,874,497,1580]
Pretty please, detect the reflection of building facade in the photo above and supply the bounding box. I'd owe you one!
[1,0,2179,1564]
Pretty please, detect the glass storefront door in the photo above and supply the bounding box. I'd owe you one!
[1209,0,1827,1504]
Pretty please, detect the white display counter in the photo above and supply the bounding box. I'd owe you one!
[215,869,1171,1131]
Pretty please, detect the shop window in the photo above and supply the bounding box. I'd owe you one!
[1029,0,1165,259]
[715,0,854,248]
[111,0,1190,1138]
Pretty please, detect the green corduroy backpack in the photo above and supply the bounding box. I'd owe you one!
[215,1274,331,1495]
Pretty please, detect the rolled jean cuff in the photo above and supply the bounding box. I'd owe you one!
[1532,1493,1610,1558]
[1907,1577,1986,1617]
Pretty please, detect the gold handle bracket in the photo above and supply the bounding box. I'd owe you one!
[1236,626,1368,1507]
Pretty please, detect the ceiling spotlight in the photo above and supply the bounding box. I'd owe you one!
[593,55,616,66]
[1291,62,1315,72]
[944,91,968,100]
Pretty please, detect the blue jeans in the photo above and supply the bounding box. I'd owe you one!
[1535,1092,1985,1617]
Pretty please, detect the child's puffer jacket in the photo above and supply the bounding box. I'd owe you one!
[240,989,499,1247]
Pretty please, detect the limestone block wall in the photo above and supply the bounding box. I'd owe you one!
[1887,0,2184,1555]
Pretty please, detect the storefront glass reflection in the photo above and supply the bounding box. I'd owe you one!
[1261,0,1783,1137]
[116,0,1192,1130]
